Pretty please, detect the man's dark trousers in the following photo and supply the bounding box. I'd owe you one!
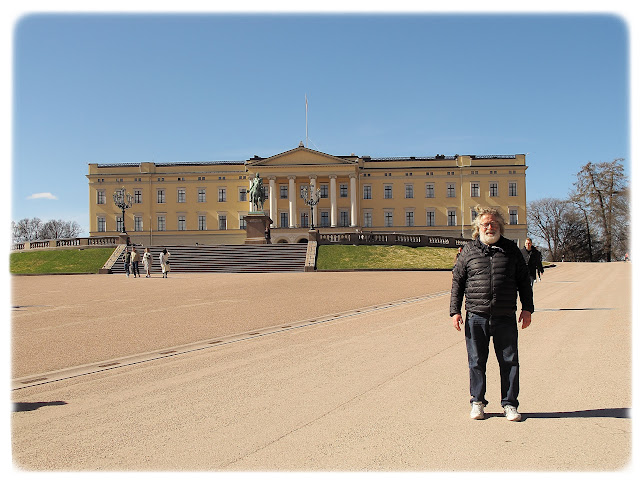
[465,312,520,408]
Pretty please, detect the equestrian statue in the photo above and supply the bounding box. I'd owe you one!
[249,173,266,212]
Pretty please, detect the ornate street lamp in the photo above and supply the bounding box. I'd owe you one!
[113,187,133,233]
[301,185,321,230]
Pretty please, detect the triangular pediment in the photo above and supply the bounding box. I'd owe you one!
[247,146,358,167]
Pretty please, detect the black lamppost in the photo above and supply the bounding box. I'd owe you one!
[113,187,133,233]
[301,185,321,230]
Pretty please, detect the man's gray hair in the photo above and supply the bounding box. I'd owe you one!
[471,205,506,239]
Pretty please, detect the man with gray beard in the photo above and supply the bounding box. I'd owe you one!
[450,206,534,421]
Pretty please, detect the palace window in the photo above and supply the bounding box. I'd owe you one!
[509,182,518,197]
[363,211,372,228]
[97,190,106,204]
[157,189,165,204]
[490,182,499,197]
[218,188,226,202]
[405,184,414,199]
[198,188,206,203]
[116,216,124,232]
[363,185,372,200]
[448,210,457,226]
[300,212,309,228]
[134,216,143,232]
[509,208,518,225]
[239,215,247,230]
[157,216,166,231]
[280,185,288,199]
[447,183,456,198]
[384,184,393,199]
[426,183,435,198]
[320,211,330,227]
[178,215,186,231]
[239,188,247,202]
[280,212,289,228]
[218,215,227,230]
[384,211,393,227]
[177,188,186,203]
[134,189,142,204]
[198,215,207,231]
[426,210,435,227]
[340,184,348,198]
[406,211,415,227]
[97,217,106,232]
[320,184,328,198]
[339,211,349,227]
[471,182,479,197]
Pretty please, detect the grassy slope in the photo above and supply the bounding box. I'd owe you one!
[10,245,458,274]
[316,245,457,270]
[9,248,116,274]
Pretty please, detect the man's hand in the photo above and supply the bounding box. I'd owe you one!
[452,313,463,331]
[519,310,532,329]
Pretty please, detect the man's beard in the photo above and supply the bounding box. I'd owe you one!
[480,231,500,245]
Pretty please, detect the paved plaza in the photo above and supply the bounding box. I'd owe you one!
[9,263,633,472]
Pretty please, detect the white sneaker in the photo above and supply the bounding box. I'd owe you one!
[470,402,485,420]
[504,405,522,421]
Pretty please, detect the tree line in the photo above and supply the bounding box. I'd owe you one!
[12,218,83,244]
[527,158,629,262]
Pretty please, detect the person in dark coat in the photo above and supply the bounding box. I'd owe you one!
[521,237,544,286]
[123,248,131,277]
[450,206,534,422]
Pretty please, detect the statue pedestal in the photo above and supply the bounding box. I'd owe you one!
[245,213,272,245]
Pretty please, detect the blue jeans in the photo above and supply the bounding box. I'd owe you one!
[465,312,519,408]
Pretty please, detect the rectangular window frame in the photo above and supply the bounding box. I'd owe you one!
[405,184,414,199]
[426,183,435,198]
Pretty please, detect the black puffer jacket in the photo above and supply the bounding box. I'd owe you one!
[450,236,534,317]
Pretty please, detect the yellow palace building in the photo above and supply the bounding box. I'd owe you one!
[87,143,528,246]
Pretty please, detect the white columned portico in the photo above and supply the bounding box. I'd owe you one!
[288,176,297,228]
[329,175,338,227]
[309,175,318,228]
[350,174,357,227]
[268,176,277,227]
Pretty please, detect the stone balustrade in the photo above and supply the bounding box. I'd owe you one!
[12,236,123,251]
[317,232,470,249]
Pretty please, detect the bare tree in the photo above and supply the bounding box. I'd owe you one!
[558,206,604,262]
[13,217,43,243]
[569,192,594,262]
[12,217,83,243]
[573,159,628,261]
[527,198,571,262]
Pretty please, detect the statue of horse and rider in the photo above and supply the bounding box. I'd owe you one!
[249,173,266,212]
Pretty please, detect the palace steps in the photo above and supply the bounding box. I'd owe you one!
[110,244,309,274]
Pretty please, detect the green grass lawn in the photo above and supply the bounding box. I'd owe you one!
[316,244,457,270]
[9,248,116,274]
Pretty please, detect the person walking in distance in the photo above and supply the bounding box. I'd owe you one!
[123,247,131,277]
[142,247,153,278]
[159,248,171,278]
[130,246,141,278]
[450,206,534,421]
[520,237,544,287]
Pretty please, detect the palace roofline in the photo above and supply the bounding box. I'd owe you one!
[93,153,521,168]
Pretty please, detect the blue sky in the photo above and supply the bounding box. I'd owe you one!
[10,12,630,235]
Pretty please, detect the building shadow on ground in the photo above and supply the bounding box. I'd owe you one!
[485,407,629,420]
[13,401,68,412]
